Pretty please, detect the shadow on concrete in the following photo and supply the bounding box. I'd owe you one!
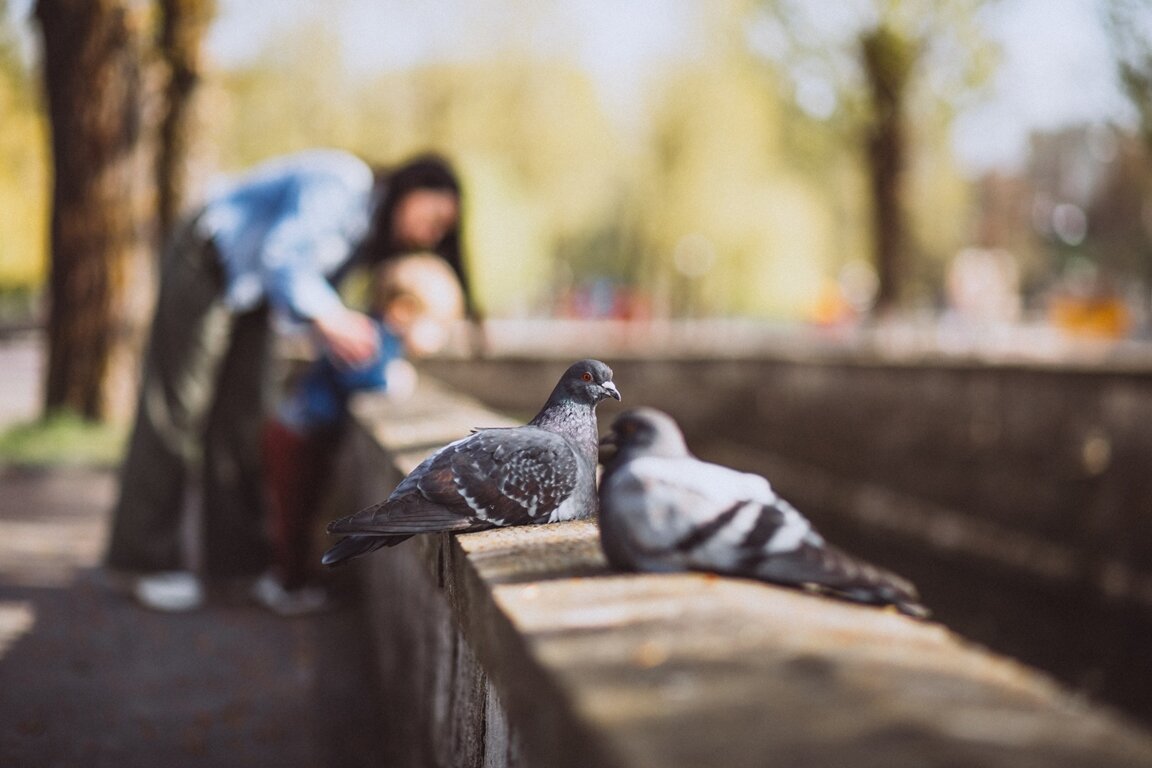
[0,466,389,767]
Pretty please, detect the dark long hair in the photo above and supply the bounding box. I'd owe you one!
[361,154,476,319]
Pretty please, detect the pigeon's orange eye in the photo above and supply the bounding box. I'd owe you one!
[581,372,593,382]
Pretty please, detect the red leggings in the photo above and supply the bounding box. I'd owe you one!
[261,420,340,590]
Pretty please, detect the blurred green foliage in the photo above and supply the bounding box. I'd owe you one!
[0,413,128,468]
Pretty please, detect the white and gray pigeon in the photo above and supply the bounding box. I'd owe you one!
[322,359,621,566]
[598,407,928,618]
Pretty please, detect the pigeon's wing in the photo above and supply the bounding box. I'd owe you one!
[434,426,583,526]
[616,457,928,617]
[604,456,817,566]
[328,427,581,536]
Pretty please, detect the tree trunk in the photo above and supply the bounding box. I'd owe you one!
[860,25,917,314]
[36,0,158,421]
[156,0,214,243]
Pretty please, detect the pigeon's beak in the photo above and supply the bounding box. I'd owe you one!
[602,381,621,401]
[599,431,618,447]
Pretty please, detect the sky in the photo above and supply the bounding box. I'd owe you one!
[950,0,1135,171]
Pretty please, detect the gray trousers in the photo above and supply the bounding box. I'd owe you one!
[105,217,272,579]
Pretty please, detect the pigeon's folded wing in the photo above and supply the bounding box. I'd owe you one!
[626,458,923,613]
[611,457,822,566]
[611,459,766,545]
[444,427,583,525]
[328,427,581,535]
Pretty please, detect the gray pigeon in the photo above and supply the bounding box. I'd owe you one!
[598,407,928,618]
[322,359,621,566]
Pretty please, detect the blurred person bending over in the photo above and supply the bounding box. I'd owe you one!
[105,150,475,611]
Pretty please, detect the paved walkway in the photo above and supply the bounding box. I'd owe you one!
[0,335,389,767]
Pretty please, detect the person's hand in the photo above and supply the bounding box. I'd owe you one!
[313,308,378,368]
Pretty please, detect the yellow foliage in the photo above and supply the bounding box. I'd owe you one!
[457,156,553,317]
[638,59,838,316]
[204,24,360,168]
[0,64,49,288]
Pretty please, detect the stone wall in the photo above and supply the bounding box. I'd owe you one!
[419,353,1152,721]
[418,354,1152,599]
[335,374,1152,768]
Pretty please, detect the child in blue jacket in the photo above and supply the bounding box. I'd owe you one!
[254,252,464,614]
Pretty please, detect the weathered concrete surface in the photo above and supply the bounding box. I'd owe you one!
[345,376,1152,768]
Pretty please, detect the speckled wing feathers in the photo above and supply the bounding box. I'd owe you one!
[327,427,581,536]
[436,428,581,525]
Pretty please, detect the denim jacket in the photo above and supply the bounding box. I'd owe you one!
[199,149,374,321]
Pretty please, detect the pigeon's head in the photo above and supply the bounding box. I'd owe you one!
[601,407,689,459]
[558,359,621,406]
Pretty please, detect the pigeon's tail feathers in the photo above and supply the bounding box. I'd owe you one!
[756,542,929,619]
[326,495,476,536]
[321,533,411,567]
[815,545,929,618]
[841,583,931,619]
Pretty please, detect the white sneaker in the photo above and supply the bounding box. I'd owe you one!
[250,573,330,617]
[133,571,204,612]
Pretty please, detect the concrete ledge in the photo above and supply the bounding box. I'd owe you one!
[340,377,1152,768]
[419,355,1152,706]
